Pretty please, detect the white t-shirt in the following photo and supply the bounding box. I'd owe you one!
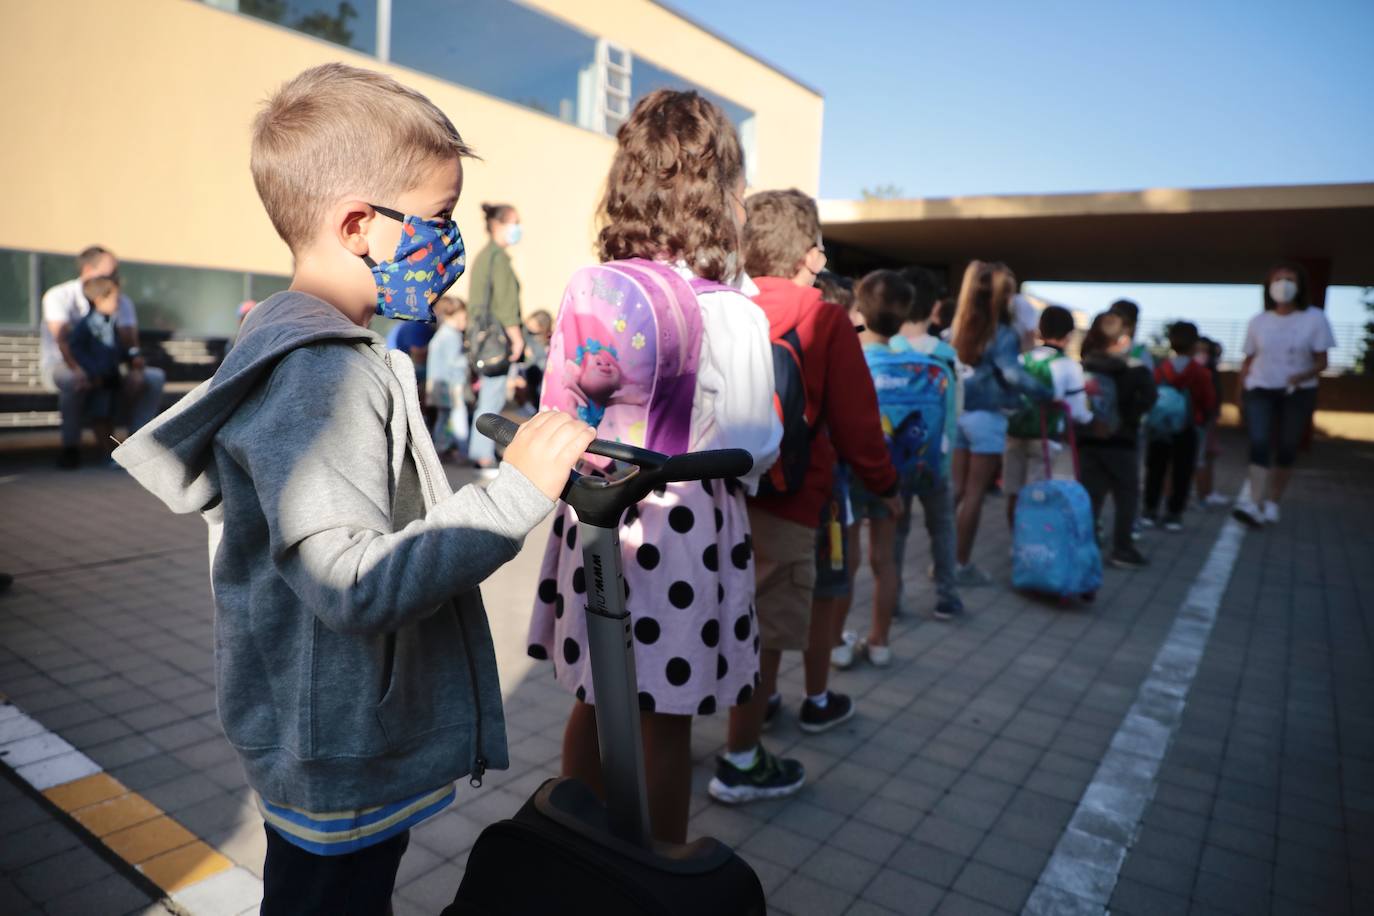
[1242,308,1336,390]
[41,278,138,370]
[1011,294,1039,347]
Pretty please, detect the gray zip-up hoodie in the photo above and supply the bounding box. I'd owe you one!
[113,291,553,812]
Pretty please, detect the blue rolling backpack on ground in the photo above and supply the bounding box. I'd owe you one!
[1012,402,1103,600]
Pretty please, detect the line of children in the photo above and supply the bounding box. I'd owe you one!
[1142,321,1217,531]
[710,189,896,804]
[111,59,1256,909]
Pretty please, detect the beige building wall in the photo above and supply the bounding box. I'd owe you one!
[0,0,822,321]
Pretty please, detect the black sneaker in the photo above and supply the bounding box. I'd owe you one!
[56,447,81,470]
[931,600,964,622]
[761,693,782,732]
[1109,546,1149,569]
[798,691,855,734]
[707,744,805,804]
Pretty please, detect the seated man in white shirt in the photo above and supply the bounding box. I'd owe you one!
[40,246,166,469]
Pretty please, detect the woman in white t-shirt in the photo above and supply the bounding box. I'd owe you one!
[1232,263,1336,527]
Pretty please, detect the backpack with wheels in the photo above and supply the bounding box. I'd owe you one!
[1007,349,1063,440]
[1145,362,1191,441]
[447,416,765,916]
[1012,403,1102,599]
[864,343,952,489]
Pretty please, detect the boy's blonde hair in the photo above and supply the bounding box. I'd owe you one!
[82,276,119,305]
[741,189,821,279]
[251,63,475,253]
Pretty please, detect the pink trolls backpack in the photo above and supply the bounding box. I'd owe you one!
[541,260,719,466]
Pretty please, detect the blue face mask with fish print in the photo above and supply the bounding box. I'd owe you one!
[363,204,466,322]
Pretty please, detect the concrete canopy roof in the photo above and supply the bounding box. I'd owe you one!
[818,182,1374,285]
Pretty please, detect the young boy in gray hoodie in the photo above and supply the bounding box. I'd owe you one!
[113,63,594,913]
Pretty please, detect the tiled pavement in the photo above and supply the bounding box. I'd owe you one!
[1,433,1370,914]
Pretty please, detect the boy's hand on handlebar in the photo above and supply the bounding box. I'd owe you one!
[503,410,596,501]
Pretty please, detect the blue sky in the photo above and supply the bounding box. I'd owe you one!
[676,0,1374,330]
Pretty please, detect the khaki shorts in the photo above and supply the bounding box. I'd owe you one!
[1003,437,1075,496]
[747,506,815,651]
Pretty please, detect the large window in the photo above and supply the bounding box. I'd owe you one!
[205,0,378,54]
[200,0,758,163]
[392,0,597,127]
[0,249,31,327]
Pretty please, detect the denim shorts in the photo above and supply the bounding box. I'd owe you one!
[955,410,1009,455]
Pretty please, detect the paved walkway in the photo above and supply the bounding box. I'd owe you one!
[1,433,1369,914]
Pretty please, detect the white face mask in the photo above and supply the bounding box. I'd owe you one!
[1269,278,1297,304]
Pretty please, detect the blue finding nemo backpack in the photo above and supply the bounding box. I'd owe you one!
[864,344,952,488]
[1011,404,1103,599]
[1145,361,1191,441]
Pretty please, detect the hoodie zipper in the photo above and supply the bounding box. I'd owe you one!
[395,350,488,789]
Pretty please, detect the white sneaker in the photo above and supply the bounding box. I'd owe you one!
[864,642,893,668]
[1262,501,1280,524]
[1204,493,1231,508]
[1232,499,1264,528]
[830,631,859,670]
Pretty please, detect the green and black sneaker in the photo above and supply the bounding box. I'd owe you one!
[707,744,805,805]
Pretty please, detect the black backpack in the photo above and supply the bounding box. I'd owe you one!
[756,327,812,497]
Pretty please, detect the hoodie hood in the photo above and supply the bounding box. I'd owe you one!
[113,291,381,516]
[751,276,823,338]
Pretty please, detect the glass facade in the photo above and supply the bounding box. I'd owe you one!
[0,249,31,327]
[198,0,757,159]
[31,251,288,339]
[392,0,597,127]
[205,0,377,55]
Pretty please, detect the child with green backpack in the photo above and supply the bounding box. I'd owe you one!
[1003,305,1093,529]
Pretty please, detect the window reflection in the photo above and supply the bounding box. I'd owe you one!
[392,0,596,127]
[206,0,377,54]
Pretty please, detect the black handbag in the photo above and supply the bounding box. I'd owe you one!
[466,250,513,377]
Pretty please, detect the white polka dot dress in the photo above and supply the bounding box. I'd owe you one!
[527,476,760,716]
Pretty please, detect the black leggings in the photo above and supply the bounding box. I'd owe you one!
[1144,427,1198,518]
[1245,386,1317,468]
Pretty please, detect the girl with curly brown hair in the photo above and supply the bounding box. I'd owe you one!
[526,89,781,843]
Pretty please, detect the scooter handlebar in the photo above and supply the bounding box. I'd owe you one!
[475,413,752,483]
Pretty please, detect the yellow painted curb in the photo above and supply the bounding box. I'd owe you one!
[43,772,126,811]
[72,793,162,837]
[139,841,235,893]
[4,698,258,910]
[104,815,199,865]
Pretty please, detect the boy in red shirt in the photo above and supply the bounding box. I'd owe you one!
[1143,321,1217,531]
[708,190,897,804]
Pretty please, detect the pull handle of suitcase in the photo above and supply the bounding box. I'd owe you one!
[476,414,752,849]
[1038,400,1080,481]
